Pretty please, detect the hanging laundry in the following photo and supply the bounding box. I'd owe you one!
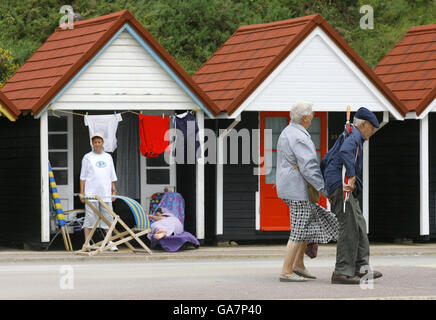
[138,114,170,158]
[174,112,200,162]
[84,114,122,152]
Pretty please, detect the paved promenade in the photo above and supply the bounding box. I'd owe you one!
[0,242,435,263]
[0,243,436,300]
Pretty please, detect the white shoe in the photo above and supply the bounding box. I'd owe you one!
[279,273,307,282]
[108,241,118,252]
[293,266,317,279]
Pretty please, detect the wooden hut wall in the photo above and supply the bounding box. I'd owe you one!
[369,119,420,240]
[428,113,436,239]
[0,116,41,243]
[221,112,258,240]
[218,112,288,241]
[177,163,197,236]
[204,118,217,242]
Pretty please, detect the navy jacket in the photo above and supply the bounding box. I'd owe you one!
[322,127,364,196]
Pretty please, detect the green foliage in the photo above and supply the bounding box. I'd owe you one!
[0,48,18,87]
[0,0,434,80]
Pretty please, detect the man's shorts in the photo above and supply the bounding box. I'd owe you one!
[83,201,114,229]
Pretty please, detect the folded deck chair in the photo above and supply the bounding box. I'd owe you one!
[48,164,111,251]
[46,199,85,251]
[75,195,152,256]
[149,192,200,252]
[48,164,79,251]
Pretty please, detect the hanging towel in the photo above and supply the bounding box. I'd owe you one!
[174,112,200,160]
[85,114,122,152]
[139,114,170,158]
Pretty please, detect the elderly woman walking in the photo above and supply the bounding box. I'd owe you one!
[276,101,338,282]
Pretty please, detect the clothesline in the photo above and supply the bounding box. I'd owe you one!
[49,107,200,160]
[49,109,196,118]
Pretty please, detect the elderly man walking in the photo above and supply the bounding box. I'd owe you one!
[322,107,383,284]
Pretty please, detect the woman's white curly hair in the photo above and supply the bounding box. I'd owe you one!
[290,100,313,124]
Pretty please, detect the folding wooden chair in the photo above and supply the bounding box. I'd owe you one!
[74,195,152,256]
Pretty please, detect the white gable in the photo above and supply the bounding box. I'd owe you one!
[232,27,402,119]
[52,30,198,110]
[418,97,436,119]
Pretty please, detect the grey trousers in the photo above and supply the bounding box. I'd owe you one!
[330,187,370,277]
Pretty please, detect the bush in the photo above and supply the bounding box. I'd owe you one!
[0,0,434,79]
[0,48,18,87]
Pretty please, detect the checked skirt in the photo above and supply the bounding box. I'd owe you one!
[283,200,339,243]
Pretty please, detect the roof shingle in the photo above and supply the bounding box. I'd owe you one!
[194,14,407,116]
[1,10,125,115]
[374,24,436,115]
[0,10,220,117]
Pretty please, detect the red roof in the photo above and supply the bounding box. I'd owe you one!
[0,10,220,117]
[374,24,436,116]
[0,91,20,120]
[194,14,408,116]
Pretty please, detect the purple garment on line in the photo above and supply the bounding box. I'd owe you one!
[149,231,200,252]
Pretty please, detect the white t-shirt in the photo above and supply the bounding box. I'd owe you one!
[80,151,117,199]
[84,114,122,152]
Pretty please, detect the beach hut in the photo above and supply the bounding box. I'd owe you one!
[0,10,219,246]
[372,23,436,240]
[194,14,407,242]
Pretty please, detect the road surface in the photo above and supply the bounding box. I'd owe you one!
[0,255,435,300]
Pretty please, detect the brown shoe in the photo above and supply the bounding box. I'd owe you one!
[331,272,361,284]
[355,270,383,279]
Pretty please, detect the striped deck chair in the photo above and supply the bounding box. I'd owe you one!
[75,195,152,256]
[48,164,73,251]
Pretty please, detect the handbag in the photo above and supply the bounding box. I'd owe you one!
[305,242,318,259]
[289,162,320,204]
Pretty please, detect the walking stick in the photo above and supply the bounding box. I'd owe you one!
[48,164,73,251]
[342,105,352,213]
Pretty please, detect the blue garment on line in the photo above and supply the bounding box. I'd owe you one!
[174,113,200,160]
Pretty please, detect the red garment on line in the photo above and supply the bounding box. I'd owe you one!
[138,114,170,158]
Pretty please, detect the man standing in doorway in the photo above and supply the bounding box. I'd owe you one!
[322,107,383,284]
[80,133,118,251]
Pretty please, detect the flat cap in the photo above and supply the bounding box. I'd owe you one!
[355,107,379,128]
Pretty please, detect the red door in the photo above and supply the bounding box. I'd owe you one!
[259,111,327,231]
